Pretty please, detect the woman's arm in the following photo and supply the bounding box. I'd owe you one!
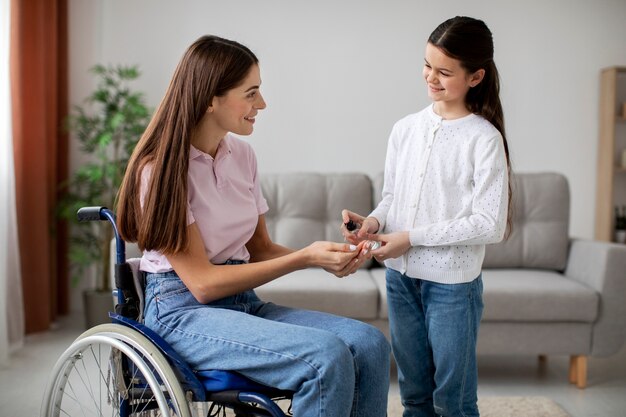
[245,215,293,262]
[167,221,362,304]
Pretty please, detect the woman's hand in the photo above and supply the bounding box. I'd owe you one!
[303,240,368,278]
[340,209,380,244]
[366,231,411,262]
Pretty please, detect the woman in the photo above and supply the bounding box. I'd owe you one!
[116,35,390,417]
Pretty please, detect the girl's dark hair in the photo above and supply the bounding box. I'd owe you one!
[116,35,258,253]
[429,16,513,235]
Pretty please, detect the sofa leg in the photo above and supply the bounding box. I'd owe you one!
[569,355,587,389]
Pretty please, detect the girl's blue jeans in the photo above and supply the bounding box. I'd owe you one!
[144,269,390,417]
[386,268,483,417]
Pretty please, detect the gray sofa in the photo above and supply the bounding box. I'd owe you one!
[122,172,626,388]
[254,172,626,389]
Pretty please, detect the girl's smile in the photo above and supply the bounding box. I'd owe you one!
[423,42,484,119]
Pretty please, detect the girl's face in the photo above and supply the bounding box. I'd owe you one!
[423,43,484,116]
[209,64,266,136]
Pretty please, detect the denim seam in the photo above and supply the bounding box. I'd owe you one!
[458,283,475,417]
[350,345,360,417]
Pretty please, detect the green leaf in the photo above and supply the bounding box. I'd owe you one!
[109,112,125,130]
[91,64,106,75]
[97,132,113,147]
[118,66,140,80]
[91,88,109,103]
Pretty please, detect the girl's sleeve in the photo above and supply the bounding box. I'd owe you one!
[368,123,399,231]
[408,134,509,246]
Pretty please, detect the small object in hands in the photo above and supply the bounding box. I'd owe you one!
[369,241,381,250]
[345,220,382,250]
[345,220,358,232]
[345,219,382,250]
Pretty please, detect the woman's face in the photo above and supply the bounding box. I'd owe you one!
[210,64,266,136]
[423,43,483,114]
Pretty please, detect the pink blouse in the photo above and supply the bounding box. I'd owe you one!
[139,134,269,273]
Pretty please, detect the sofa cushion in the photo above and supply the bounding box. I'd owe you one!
[483,172,570,270]
[261,173,373,249]
[482,269,599,322]
[254,269,379,320]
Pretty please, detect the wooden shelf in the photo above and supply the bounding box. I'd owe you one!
[595,67,626,241]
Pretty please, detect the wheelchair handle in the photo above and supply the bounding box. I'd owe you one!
[77,206,126,265]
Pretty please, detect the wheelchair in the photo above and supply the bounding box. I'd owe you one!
[41,207,294,417]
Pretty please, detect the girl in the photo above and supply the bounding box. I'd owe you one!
[342,17,511,417]
[117,35,390,417]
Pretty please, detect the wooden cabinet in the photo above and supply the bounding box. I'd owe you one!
[595,66,626,242]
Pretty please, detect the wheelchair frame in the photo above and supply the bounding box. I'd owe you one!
[41,206,293,417]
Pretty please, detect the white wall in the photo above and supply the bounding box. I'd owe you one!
[69,0,626,240]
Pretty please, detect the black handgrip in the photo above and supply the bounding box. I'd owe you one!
[206,390,241,404]
[77,206,107,222]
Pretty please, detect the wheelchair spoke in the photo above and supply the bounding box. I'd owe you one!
[76,347,116,416]
[42,323,199,417]
[65,379,99,417]
[125,356,164,415]
[66,350,113,416]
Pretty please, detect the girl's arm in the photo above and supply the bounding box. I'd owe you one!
[407,135,508,247]
[368,121,400,231]
[167,220,364,304]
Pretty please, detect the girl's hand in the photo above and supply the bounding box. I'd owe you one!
[340,209,380,244]
[304,240,368,278]
[366,231,411,262]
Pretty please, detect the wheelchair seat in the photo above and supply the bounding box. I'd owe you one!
[41,206,293,417]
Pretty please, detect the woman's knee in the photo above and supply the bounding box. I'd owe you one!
[352,323,391,363]
[307,335,357,397]
[318,335,355,368]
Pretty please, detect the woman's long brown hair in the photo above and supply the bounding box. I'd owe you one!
[429,16,513,235]
[116,35,258,254]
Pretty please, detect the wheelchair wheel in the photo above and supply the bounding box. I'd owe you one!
[41,323,193,417]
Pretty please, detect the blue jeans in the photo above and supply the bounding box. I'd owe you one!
[386,269,483,417]
[144,270,390,417]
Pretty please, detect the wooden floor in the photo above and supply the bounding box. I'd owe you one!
[2,313,625,417]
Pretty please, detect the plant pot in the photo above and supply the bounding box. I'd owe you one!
[83,289,115,329]
[615,229,626,244]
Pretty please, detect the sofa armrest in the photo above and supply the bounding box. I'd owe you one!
[564,238,626,357]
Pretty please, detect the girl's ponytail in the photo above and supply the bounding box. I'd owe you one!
[429,16,512,236]
[467,60,508,158]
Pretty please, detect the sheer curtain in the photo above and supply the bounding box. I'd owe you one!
[1,0,24,365]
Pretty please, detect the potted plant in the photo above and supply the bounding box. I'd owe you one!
[58,64,150,327]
